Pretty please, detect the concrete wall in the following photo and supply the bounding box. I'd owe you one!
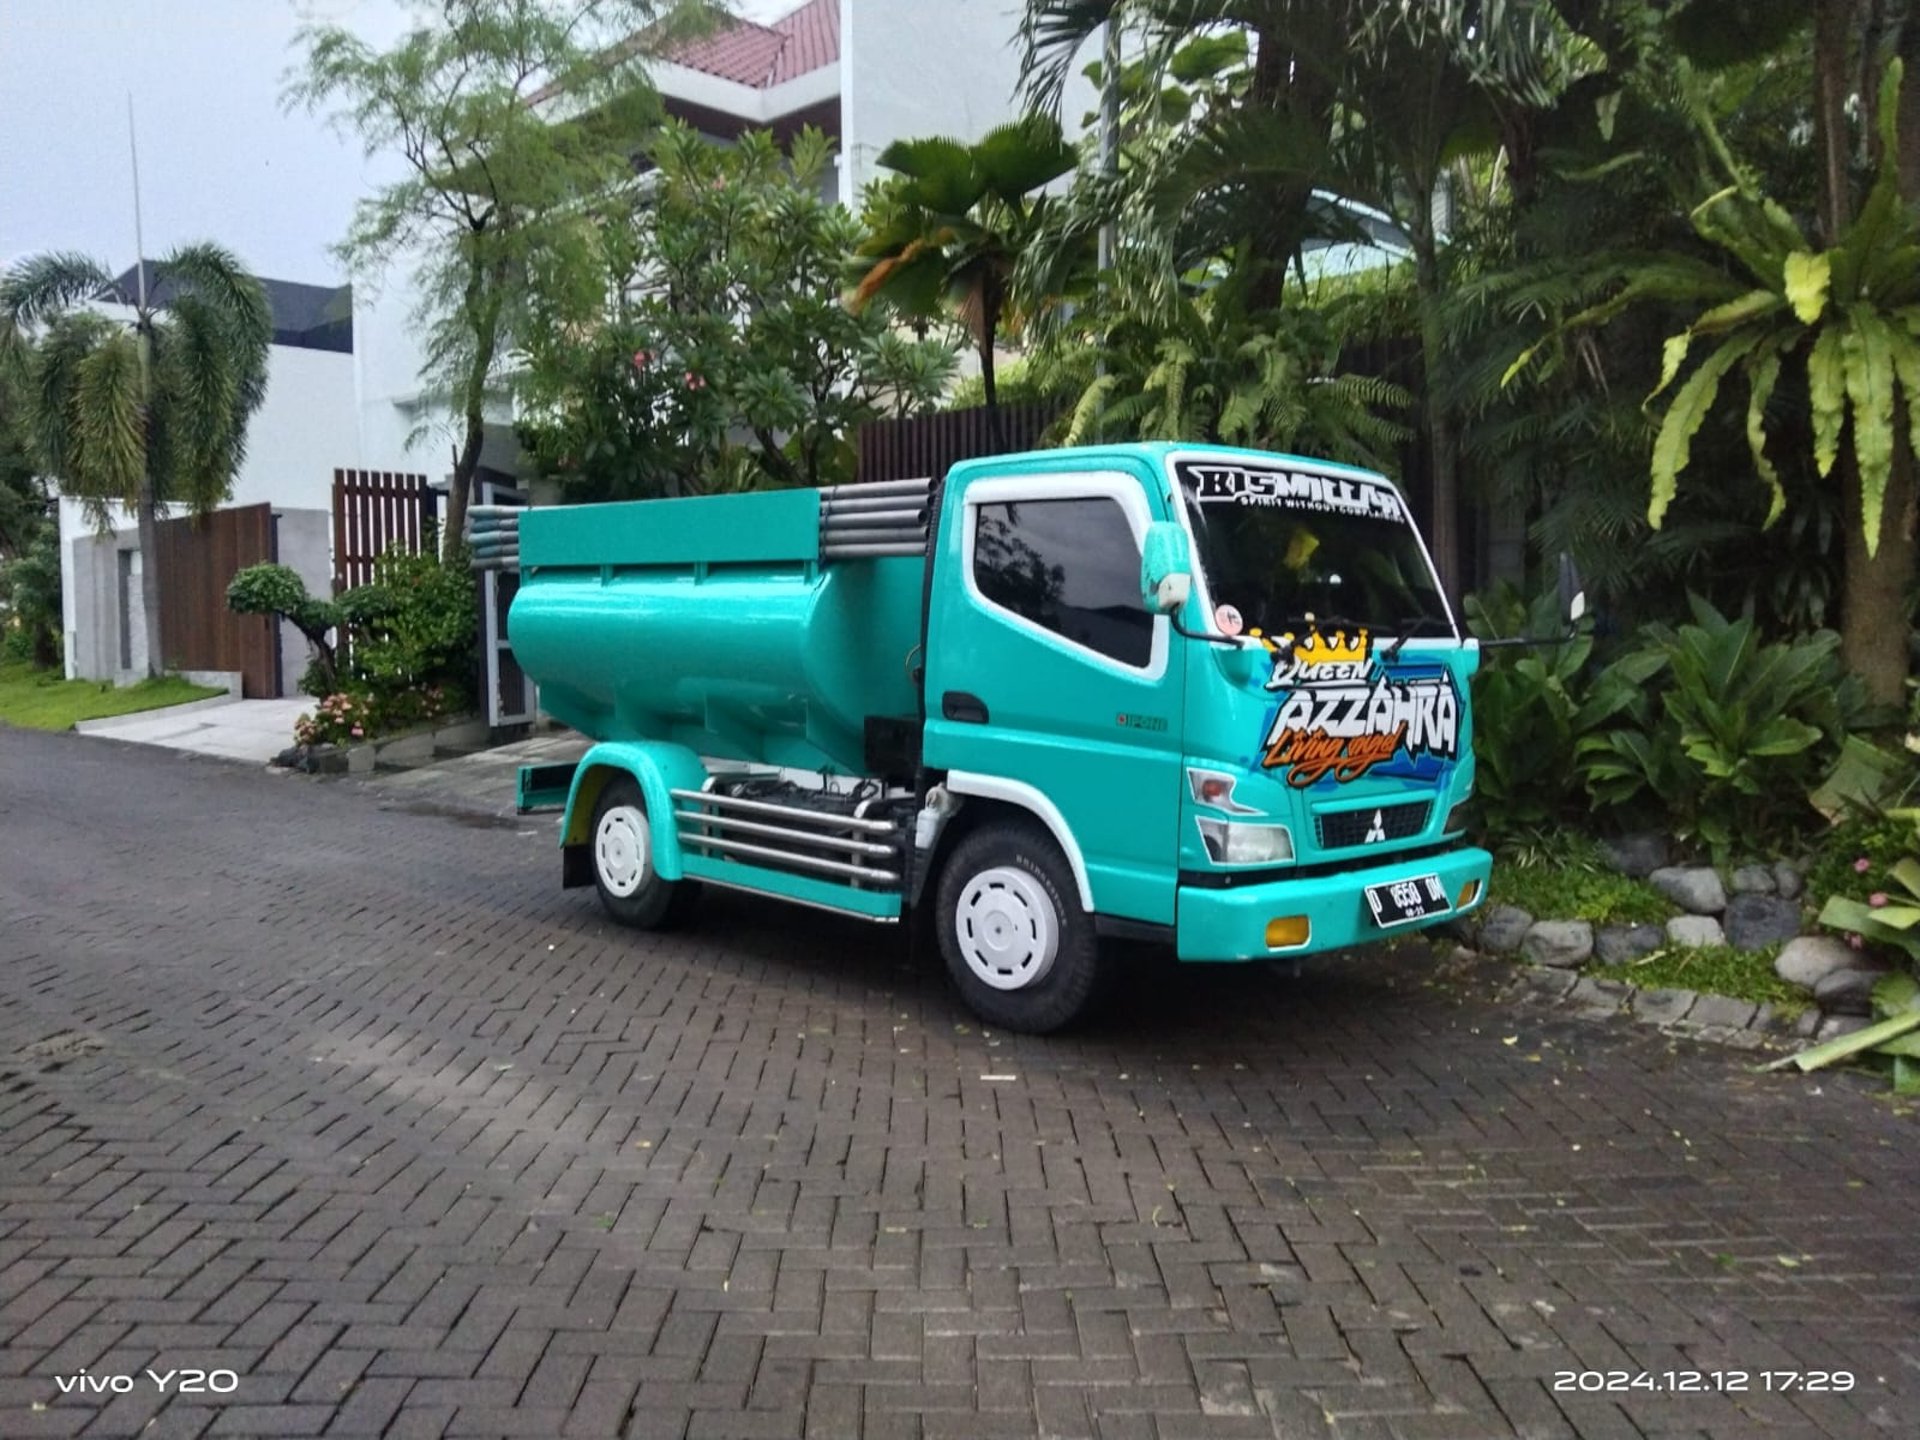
[838,0,1098,207]
[57,328,365,680]
[64,524,143,686]
[273,509,334,696]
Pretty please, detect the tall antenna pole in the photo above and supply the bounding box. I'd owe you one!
[1094,9,1122,439]
[1097,12,1121,276]
[128,94,148,313]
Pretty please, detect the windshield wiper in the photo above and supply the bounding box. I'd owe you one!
[1382,616,1456,661]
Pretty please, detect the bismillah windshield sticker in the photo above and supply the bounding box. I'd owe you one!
[1177,459,1405,521]
[1258,627,1459,787]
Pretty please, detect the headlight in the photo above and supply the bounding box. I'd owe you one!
[1196,817,1295,866]
[1444,798,1472,834]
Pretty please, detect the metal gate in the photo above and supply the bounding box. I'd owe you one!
[477,479,536,728]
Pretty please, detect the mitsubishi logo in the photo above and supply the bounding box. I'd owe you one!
[1363,810,1386,844]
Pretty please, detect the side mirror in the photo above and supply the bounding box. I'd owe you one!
[1556,551,1587,628]
[1140,521,1193,615]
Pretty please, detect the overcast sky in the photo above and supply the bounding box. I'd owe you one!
[0,0,799,285]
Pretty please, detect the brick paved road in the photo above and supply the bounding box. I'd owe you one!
[2,729,1916,1440]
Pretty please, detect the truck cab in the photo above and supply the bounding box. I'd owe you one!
[502,442,1493,1034]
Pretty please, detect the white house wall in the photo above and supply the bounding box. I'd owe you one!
[56,333,361,686]
[838,0,1098,208]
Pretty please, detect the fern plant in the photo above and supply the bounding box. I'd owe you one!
[1508,59,1920,704]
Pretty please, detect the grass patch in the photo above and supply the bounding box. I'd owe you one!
[0,660,224,732]
[1602,942,1810,1012]
[1490,859,1674,926]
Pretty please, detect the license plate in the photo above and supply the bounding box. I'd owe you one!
[1365,873,1450,928]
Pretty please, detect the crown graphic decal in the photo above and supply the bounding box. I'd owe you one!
[1283,628,1370,666]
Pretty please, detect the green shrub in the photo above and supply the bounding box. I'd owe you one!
[230,538,477,744]
[1804,811,1918,914]
[227,563,345,694]
[347,541,477,711]
[1576,596,1865,861]
[1815,809,1920,965]
[1491,848,1673,926]
[0,527,62,669]
[1465,583,1656,847]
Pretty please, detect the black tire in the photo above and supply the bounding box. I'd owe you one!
[935,820,1101,1034]
[589,777,700,931]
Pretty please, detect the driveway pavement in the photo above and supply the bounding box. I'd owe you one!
[1,726,1916,1440]
[75,698,309,765]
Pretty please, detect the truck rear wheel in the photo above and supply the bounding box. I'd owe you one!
[936,821,1100,1034]
[590,777,700,930]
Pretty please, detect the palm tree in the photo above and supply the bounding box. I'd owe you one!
[850,116,1080,446]
[2,246,271,678]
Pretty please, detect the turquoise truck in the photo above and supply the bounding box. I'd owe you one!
[485,442,1506,1033]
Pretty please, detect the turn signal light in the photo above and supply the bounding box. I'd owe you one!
[1265,915,1311,949]
[1457,879,1481,908]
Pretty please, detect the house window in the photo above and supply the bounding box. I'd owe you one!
[972,497,1154,668]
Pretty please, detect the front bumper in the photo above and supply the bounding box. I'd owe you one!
[1175,845,1491,961]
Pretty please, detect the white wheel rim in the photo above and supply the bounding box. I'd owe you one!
[955,866,1059,991]
[594,805,651,898]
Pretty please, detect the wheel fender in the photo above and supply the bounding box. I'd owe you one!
[941,770,1095,913]
[561,742,708,882]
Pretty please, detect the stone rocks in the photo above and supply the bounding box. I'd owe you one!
[1730,864,1776,895]
[1665,915,1725,948]
[1816,1014,1871,1042]
[1649,866,1727,915]
[1722,893,1804,950]
[1477,905,1534,956]
[1772,861,1805,900]
[1812,966,1891,1016]
[1521,920,1594,969]
[1633,988,1695,1024]
[1594,923,1665,966]
[1600,832,1669,878]
[1774,935,1859,990]
[1567,975,1630,1016]
[1687,994,1760,1030]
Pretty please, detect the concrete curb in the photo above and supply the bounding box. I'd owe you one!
[1484,950,1816,1053]
[73,690,243,733]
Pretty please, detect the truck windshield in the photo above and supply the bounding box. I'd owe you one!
[1174,458,1454,640]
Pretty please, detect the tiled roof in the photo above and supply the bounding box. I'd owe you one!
[669,0,838,89]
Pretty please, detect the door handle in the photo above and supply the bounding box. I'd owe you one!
[942,691,989,724]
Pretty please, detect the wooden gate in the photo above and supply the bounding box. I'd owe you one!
[332,470,436,591]
[151,503,277,697]
[856,402,1063,485]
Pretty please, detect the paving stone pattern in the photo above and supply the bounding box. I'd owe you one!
[2,729,1917,1440]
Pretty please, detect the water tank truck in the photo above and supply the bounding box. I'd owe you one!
[486,443,1512,1034]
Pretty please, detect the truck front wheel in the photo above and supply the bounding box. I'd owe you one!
[590,777,699,930]
[936,821,1100,1034]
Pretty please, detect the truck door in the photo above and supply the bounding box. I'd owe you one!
[924,469,1185,926]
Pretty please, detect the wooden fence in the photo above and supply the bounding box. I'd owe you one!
[151,503,277,698]
[332,470,437,592]
[856,402,1063,485]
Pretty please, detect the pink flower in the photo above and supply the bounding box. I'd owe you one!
[684,371,706,391]
[632,349,653,370]
[1847,933,1865,950]
[351,725,364,738]
[1855,857,1872,873]
[1869,892,1890,908]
